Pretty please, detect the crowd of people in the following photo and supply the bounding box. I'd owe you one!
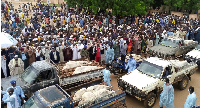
[1,0,200,108]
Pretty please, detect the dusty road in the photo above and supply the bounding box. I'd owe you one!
[110,67,200,108]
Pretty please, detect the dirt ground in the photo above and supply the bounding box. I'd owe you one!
[3,0,200,107]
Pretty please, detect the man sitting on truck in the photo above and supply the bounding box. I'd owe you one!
[162,68,169,78]
[125,55,136,73]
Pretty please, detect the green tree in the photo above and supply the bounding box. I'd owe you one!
[164,0,200,13]
[66,0,149,16]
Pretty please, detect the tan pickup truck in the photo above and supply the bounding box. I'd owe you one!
[118,57,198,108]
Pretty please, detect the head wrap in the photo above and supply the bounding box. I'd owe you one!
[14,55,18,58]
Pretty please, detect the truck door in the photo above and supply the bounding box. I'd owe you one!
[167,66,175,84]
[30,70,45,93]
[42,68,58,88]
[158,65,175,88]
[30,69,56,92]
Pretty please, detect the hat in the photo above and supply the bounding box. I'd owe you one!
[14,55,18,58]
[84,45,87,49]
[10,80,16,84]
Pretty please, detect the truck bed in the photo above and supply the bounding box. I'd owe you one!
[50,60,105,87]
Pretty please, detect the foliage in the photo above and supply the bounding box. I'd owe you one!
[164,0,200,13]
[66,0,149,16]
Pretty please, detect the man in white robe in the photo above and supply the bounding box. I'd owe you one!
[8,55,24,76]
[72,44,78,60]
[42,46,51,62]
[2,88,19,108]
[1,55,7,77]
[56,43,64,62]
[36,46,42,57]
[77,41,84,59]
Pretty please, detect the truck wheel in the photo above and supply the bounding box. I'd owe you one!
[144,92,156,108]
[178,76,189,90]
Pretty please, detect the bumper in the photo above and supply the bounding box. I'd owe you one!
[118,79,146,101]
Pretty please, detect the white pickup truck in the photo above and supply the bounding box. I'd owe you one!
[117,57,198,108]
[185,44,200,66]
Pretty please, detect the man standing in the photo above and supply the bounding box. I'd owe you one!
[105,45,115,64]
[49,47,60,63]
[184,86,197,108]
[42,46,51,62]
[80,45,89,59]
[159,78,174,108]
[72,44,78,60]
[6,80,25,107]
[63,44,73,61]
[36,53,45,61]
[8,55,24,76]
[120,41,127,55]
[125,55,136,73]
[103,64,111,86]
[1,88,19,108]
[1,55,7,78]
[77,41,84,59]
[21,48,29,70]
[114,41,120,59]
[96,45,101,64]
[88,43,96,61]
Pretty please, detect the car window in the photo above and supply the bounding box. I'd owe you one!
[160,40,179,48]
[36,69,52,82]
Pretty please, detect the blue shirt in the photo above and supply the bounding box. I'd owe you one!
[80,20,84,26]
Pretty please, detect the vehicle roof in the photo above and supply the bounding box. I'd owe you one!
[32,60,54,71]
[145,57,171,68]
[36,85,69,107]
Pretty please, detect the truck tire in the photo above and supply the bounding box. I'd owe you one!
[144,92,157,108]
[178,76,189,90]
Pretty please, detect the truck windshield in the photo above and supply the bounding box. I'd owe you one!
[22,96,43,108]
[137,61,163,78]
[21,66,39,84]
[160,40,178,48]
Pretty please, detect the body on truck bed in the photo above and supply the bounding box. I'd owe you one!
[1,60,104,99]
[118,57,198,108]
[22,84,126,108]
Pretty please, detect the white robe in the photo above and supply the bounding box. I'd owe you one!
[42,48,50,62]
[8,58,24,76]
[77,44,84,59]
[72,47,78,60]
[56,46,64,62]
[5,94,19,108]
[146,39,153,52]
[36,49,42,57]
[1,56,7,77]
